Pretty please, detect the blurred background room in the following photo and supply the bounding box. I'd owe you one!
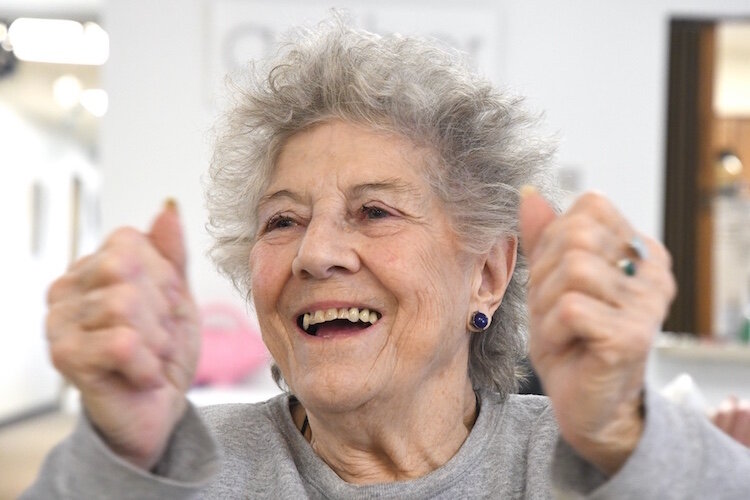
[0,0,749,497]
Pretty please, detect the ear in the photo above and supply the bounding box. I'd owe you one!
[470,235,518,320]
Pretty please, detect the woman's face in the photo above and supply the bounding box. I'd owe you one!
[250,120,490,412]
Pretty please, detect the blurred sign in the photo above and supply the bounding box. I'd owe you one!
[205,0,503,109]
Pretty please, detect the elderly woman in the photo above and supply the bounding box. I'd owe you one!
[26,19,749,499]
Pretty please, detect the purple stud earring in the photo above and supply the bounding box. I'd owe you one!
[470,311,489,331]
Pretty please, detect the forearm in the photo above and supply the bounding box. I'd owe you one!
[552,388,750,498]
[21,404,219,500]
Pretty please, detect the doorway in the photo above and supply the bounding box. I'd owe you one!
[664,18,750,341]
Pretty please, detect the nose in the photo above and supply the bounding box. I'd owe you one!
[291,214,361,279]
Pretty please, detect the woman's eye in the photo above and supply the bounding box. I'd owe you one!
[265,215,297,232]
[361,205,390,220]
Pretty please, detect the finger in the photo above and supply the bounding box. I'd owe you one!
[47,253,103,305]
[52,325,165,390]
[46,298,85,342]
[533,217,626,281]
[531,192,646,277]
[148,199,187,280]
[530,246,676,318]
[530,291,653,364]
[562,194,674,270]
[519,186,557,259]
[713,397,738,432]
[71,230,183,293]
[529,249,632,310]
[78,283,176,358]
[47,270,84,306]
[728,400,750,447]
[565,192,634,239]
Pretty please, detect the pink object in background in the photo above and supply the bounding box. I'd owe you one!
[193,302,268,386]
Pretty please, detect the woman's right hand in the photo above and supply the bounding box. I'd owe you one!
[711,396,750,448]
[45,201,201,470]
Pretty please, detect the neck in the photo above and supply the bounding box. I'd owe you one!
[294,377,478,484]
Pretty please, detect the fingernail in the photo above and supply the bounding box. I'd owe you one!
[164,198,178,212]
[520,185,538,198]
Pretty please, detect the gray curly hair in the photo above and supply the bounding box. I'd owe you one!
[206,16,556,398]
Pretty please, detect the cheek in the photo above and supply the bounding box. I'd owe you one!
[249,244,290,312]
[249,245,294,366]
[381,239,470,321]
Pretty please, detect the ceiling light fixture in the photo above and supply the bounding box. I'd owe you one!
[8,17,108,65]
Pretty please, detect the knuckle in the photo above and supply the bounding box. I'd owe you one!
[578,191,611,214]
[656,242,673,268]
[98,251,142,283]
[561,250,591,282]
[561,218,598,252]
[557,293,584,326]
[105,227,143,248]
[106,326,138,364]
[107,284,141,320]
[49,338,75,373]
[45,306,66,341]
[47,275,72,305]
[98,252,127,281]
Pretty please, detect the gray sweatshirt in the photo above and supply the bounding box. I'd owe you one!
[22,389,750,499]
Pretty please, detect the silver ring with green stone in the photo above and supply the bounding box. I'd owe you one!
[617,258,637,277]
[628,236,649,260]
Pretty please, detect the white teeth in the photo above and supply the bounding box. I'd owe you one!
[301,307,381,331]
[348,307,359,322]
[313,310,325,324]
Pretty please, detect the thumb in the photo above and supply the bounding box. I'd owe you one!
[148,199,187,278]
[519,186,557,259]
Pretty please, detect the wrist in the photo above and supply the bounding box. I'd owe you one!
[88,397,190,472]
[570,392,645,476]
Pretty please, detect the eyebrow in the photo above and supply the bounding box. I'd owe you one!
[257,189,304,207]
[347,178,423,199]
[258,178,423,207]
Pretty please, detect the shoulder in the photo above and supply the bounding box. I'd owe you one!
[482,391,553,420]
[470,391,559,484]
[480,391,558,440]
[197,393,290,443]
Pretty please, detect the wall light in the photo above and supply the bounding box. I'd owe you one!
[52,74,82,110]
[8,18,108,65]
[80,88,108,117]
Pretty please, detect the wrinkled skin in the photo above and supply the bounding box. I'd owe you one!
[521,190,677,474]
[45,127,680,477]
[45,205,200,469]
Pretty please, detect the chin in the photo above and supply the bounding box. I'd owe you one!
[289,363,385,413]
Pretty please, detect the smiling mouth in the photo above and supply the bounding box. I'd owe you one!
[297,307,381,336]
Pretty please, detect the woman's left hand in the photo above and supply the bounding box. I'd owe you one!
[520,189,676,475]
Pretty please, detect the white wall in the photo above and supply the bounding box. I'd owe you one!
[100,1,750,400]
[101,0,750,305]
[0,105,95,419]
[100,0,226,302]
[100,0,508,309]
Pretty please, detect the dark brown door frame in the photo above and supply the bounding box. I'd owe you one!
[663,17,750,336]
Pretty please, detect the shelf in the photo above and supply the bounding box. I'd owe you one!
[655,334,750,363]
